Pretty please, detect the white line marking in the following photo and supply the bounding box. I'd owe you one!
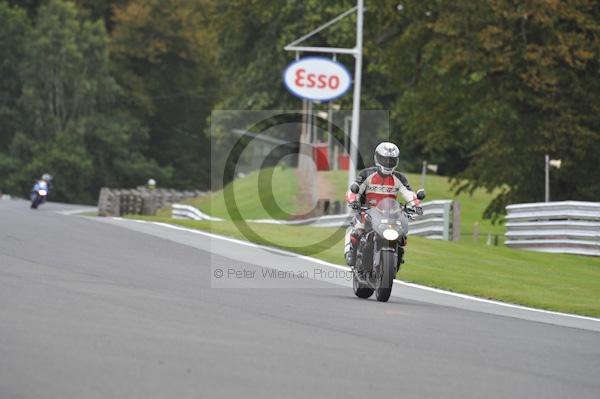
[58,208,96,215]
[113,217,600,323]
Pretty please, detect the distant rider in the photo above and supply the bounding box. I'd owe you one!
[31,173,53,201]
[344,142,420,266]
[41,173,53,193]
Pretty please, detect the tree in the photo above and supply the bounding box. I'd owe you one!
[376,0,600,217]
[0,2,29,150]
[5,0,42,19]
[0,0,165,203]
[20,0,119,139]
[74,0,128,31]
[110,0,220,189]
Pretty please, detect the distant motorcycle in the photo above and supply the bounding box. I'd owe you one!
[351,189,426,302]
[30,180,49,209]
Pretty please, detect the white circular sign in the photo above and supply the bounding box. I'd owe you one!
[283,57,352,102]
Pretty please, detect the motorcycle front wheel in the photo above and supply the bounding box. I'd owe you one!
[375,251,396,302]
[352,272,374,299]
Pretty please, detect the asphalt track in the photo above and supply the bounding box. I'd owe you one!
[1,199,599,399]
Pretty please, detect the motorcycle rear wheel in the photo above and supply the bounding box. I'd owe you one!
[375,251,396,302]
[352,272,374,299]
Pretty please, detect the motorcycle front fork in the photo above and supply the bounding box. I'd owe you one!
[354,234,406,275]
[397,246,405,269]
[377,241,405,272]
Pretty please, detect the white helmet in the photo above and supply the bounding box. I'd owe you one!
[374,142,400,175]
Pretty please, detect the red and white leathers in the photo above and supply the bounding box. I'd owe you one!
[344,167,419,254]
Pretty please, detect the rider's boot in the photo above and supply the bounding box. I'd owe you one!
[344,229,361,267]
[345,247,357,266]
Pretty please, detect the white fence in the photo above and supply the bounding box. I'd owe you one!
[411,200,458,240]
[172,204,224,221]
[505,201,600,256]
[172,200,460,241]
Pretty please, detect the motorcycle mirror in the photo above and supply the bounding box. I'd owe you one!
[416,189,426,200]
[350,183,360,194]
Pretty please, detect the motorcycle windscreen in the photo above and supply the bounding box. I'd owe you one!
[374,198,401,217]
[370,198,408,236]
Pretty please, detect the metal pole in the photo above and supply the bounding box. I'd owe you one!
[347,0,364,189]
[307,101,313,144]
[344,116,351,152]
[285,6,358,49]
[300,99,308,174]
[545,154,550,202]
[328,54,336,170]
[420,160,427,190]
[327,101,333,169]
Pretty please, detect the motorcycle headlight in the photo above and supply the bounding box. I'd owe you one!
[382,228,399,241]
[38,190,47,196]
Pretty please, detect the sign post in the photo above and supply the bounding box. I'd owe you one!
[284,0,365,192]
[545,154,550,202]
[545,155,562,202]
[348,0,364,189]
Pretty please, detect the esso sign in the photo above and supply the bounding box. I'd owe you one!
[283,57,351,102]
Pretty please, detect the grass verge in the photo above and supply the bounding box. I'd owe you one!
[179,166,299,220]
[179,167,505,237]
[125,214,600,318]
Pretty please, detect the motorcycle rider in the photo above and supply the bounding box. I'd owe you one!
[41,173,53,185]
[344,142,420,266]
[31,173,53,202]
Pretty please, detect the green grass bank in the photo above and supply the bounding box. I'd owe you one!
[182,167,505,237]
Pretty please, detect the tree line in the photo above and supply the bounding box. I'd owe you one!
[0,0,218,204]
[0,0,598,216]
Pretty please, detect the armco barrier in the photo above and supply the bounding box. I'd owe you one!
[171,199,460,241]
[172,204,224,222]
[505,201,600,256]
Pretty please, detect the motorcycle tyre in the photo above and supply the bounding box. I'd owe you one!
[375,251,396,302]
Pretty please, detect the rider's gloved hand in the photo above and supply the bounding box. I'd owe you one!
[350,200,361,211]
[415,206,423,216]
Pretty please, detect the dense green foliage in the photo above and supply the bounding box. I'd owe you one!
[0,0,216,202]
[384,0,600,215]
[109,0,219,188]
[0,0,598,214]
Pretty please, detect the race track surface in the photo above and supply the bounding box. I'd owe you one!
[1,200,599,399]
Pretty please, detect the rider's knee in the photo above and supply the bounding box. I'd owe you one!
[349,228,364,248]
